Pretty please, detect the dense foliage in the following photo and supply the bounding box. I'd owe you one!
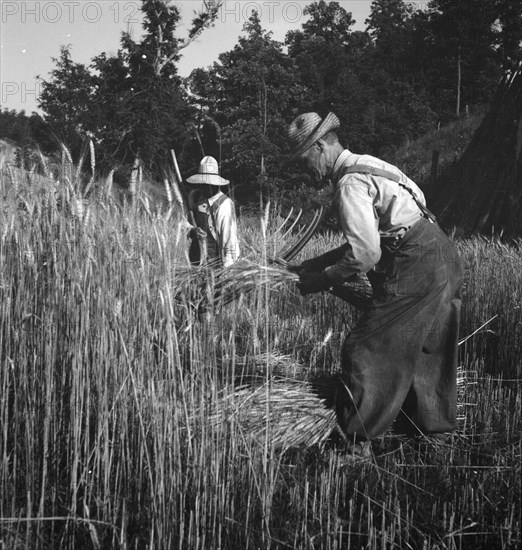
[36,0,222,179]
[1,0,520,203]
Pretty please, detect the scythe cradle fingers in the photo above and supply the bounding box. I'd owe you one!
[272,206,295,240]
[256,206,326,273]
[180,200,325,306]
[278,209,304,244]
[281,206,325,262]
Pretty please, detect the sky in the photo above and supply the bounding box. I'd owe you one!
[0,1,380,114]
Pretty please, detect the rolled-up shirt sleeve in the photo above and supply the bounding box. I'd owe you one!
[326,180,381,284]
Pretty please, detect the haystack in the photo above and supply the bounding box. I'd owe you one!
[429,65,522,237]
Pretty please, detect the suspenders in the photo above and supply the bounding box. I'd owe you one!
[341,164,437,223]
[191,191,228,254]
[207,193,228,243]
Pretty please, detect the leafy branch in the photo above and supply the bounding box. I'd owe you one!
[154,0,224,76]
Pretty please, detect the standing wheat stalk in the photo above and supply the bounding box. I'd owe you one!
[129,158,139,200]
[105,169,114,199]
[83,140,96,197]
[164,178,173,205]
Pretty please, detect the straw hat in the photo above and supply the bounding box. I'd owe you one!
[186,156,229,186]
[286,112,341,163]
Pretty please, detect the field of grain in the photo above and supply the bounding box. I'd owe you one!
[0,159,520,549]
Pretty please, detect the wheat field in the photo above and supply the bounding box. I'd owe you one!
[0,156,520,549]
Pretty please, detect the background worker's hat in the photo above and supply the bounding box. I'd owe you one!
[286,112,341,165]
[186,156,229,186]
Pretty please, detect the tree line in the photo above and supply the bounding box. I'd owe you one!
[2,0,520,206]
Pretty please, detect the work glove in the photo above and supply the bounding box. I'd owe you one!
[297,270,332,296]
[286,263,302,274]
[300,258,322,273]
[287,258,321,275]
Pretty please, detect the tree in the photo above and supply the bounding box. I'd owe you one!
[88,21,190,173]
[38,45,94,156]
[0,109,55,169]
[365,0,417,81]
[188,11,309,203]
[495,0,522,68]
[286,1,358,116]
[292,0,355,44]
[360,0,437,152]
[365,0,519,122]
[285,1,435,156]
[425,0,507,118]
[0,109,32,145]
[89,0,223,174]
[38,0,223,176]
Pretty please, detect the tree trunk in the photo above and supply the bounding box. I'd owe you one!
[259,77,268,176]
[456,48,462,117]
[430,150,440,189]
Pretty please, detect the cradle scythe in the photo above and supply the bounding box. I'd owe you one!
[169,149,207,265]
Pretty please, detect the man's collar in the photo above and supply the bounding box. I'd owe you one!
[332,149,357,183]
[207,190,224,206]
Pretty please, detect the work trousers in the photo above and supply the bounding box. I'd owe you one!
[335,218,463,440]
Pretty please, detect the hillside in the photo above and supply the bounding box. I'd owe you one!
[384,109,486,191]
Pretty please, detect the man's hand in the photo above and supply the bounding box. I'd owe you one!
[188,226,207,240]
[286,263,302,274]
[287,258,321,275]
[297,270,332,296]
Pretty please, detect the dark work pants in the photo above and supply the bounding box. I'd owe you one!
[335,218,463,440]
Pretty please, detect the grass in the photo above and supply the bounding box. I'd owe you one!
[0,154,520,549]
[384,109,486,187]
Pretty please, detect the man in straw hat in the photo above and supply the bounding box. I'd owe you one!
[186,156,240,268]
[286,112,462,453]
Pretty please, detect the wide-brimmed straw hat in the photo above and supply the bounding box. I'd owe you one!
[286,112,341,164]
[186,156,229,186]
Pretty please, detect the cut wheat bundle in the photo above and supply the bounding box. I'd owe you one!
[173,348,473,452]
[211,260,298,307]
[213,260,373,310]
[172,204,375,309]
[202,364,473,452]
[205,378,339,450]
[172,259,373,310]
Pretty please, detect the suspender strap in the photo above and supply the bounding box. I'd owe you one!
[342,164,402,183]
[190,192,228,259]
[341,164,437,223]
[209,193,227,219]
[189,190,227,219]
